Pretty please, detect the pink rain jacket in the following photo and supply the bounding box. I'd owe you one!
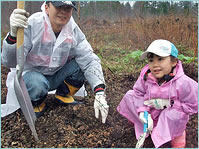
[117,60,198,148]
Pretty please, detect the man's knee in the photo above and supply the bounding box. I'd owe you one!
[23,71,50,100]
[65,64,85,88]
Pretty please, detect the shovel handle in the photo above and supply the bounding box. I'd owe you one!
[143,111,148,133]
[17,1,25,50]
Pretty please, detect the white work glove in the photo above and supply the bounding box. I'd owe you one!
[10,9,29,37]
[94,92,109,123]
[139,112,153,132]
[144,99,170,110]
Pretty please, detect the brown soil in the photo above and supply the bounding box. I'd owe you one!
[1,61,198,148]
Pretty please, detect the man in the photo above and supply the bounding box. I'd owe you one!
[2,1,109,123]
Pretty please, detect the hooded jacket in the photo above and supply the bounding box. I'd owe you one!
[1,3,105,91]
[133,60,197,115]
[117,60,198,147]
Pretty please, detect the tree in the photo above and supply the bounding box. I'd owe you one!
[124,2,132,17]
[132,1,198,17]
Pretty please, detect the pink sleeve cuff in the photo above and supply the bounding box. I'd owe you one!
[137,106,150,113]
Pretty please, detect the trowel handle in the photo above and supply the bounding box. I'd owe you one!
[143,111,148,133]
[17,1,25,50]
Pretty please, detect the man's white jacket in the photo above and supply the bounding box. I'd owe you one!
[2,4,105,91]
[1,3,104,117]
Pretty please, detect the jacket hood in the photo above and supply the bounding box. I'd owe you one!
[140,60,185,82]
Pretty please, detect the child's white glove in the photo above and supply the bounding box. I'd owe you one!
[94,92,109,123]
[144,99,170,110]
[10,9,29,37]
[139,112,153,131]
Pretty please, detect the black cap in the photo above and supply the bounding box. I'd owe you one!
[50,1,77,11]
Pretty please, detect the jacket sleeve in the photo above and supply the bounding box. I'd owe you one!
[1,27,32,68]
[133,74,150,113]
[73,26,105,91]
[1,33,17,68]
[175,75,198,115]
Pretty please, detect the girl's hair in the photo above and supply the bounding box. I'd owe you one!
[147,53,177,62]
[147,52,154,59]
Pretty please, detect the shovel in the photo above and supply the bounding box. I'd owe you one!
[14,1,39,141]
[135,111,148,148]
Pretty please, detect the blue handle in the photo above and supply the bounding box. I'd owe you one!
[143,111,148,133]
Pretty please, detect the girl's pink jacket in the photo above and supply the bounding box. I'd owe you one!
[117,60,198,148]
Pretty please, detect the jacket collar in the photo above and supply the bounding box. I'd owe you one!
[141,60,184,84]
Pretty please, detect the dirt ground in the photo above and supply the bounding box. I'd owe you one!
[1,60,198,148]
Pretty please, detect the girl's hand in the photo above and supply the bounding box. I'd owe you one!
[139,112,153,131]
[144,98,170,110]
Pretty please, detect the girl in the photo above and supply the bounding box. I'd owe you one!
[117,39,198,148]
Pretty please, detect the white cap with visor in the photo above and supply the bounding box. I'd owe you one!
[141,39,178,59]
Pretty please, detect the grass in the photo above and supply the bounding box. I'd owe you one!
[83,14,198,74]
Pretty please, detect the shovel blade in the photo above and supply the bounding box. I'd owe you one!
[14,74,39,141]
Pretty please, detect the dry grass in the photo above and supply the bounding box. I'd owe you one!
[83,14,198,58]
[80,15,198,76]
[129,15,198,57]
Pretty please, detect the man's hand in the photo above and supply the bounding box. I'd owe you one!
[10,9,29,37]
[144,99,170,110]
[139,112,153,131]
[94,92,109,123]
